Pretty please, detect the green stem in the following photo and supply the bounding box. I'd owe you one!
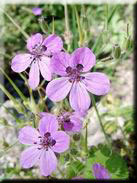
[0,7,29,39]
[91,94,111,147]
[85,122,88,154]
[74,6,84,47]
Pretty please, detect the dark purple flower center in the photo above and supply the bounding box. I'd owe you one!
[36,132,56,151]
[32,43,47,56]
[66,64,85,83]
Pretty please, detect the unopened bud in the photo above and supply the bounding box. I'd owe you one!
[73,134,81,141]
[113,44,121,59]
[125,37,133,50]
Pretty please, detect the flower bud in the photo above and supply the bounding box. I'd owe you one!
[73,134,81,141]
[113,44,121,59]
[125,37,133,50]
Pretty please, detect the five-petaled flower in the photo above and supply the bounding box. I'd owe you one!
[11,33,63,89]
[92,163,111,179]
[18,113,70,176]
[46,47,110,112]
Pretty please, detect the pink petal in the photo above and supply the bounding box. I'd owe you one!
[51,52,71,76]
[20,146,42,169]
[51,131,70,153]
[39,56,52,81]
[40,148,57,176]
[70,47,96,72]
[46,77,72,102]
[11,54,32,73]
[82,72,110,95]
[43,34,63,54]
[28,61,40,90]
[39,112,48,118]
[27,33,43,52]
[70,116,82,132]
[69,82,91,111]
[18,126,40,145]
[39,113,58,136]
[32,7,42,16]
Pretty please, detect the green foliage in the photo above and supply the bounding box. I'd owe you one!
[83,145,128,179]
[66,160,85,178]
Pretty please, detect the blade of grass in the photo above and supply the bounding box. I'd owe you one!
[107,5,119,25]
[74,6,84,47]
[0,68,27,102]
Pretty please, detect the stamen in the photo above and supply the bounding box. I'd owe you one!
[76,64,83,71]
[66,66,72,73]
[44,132,51,138]
[51,139,56,146]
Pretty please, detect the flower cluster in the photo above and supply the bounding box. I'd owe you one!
[11,32,110,177]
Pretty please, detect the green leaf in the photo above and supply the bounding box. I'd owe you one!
[66,160,85,178]
[106,152,128,178]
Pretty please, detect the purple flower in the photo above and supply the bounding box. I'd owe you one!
[57,112,82,132]
[18,113,70,176]
[40,112,82,132]
[46,48,110,112]
[92,163,111,179]
[32,7,42,16]
[11,33,63,90]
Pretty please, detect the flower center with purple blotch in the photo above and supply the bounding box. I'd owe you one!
[34,132,56,151]
[66,64,85,83]
[32,43,47,56]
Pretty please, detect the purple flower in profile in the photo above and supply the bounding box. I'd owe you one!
[18,113,70,176]
[46,48,110,112]
[32,7,42,16]
[40,112,82,132]
[92,163,111,179]
[57,112,82,132]
[11,33,63,90]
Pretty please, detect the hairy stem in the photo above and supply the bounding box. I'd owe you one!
[91,94,111,147]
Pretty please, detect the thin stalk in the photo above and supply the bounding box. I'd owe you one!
[29,88,37,128]
[0,68,27,102]
[0,141,18,156]
[91,94,111,147]
[85,122,88,155]
[105,4,109,30]
[64,4,70,34]
[52,17,55,34]
[0,83,19,106]
[64,4,71,51]
[0,7,29,39]
[74,6,84,47]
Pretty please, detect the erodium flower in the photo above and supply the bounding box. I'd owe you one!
[32,7,42,16]
[11,33,63,89]
[18,113,70,176]
[92,163,111,179]
[46,47,110,112]
[40,112,82,132]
